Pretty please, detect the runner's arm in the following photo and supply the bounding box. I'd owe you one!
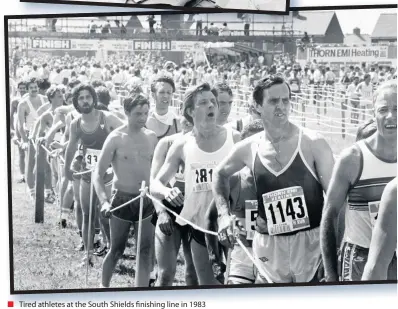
[45,120,65,147]
[17,101,28,143]
[36,114,51,138]
[64,119,79,174]
[362,178,397,280]
[310,133,335,192]
[10,99,19,131]
[150,138,171,214]
[213,142,248,217]
[93,132,117,206]
[105,112,125,132]
[150,140,184,201]
[320,147,359,281]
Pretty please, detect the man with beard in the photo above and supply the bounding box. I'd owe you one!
[64,84,123,266]
[16,77,48,200]
[146,75,180,140]
[95,94,158,287]
[321,80,397,282]
[151,83,240,285]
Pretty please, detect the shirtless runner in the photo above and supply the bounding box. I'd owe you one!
[94,94,158,287]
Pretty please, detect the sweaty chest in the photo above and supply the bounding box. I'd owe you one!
[258,140,299,173]
[115,138,153,163]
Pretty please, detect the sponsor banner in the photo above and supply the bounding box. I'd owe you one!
[102,40,134,51]
[133,40,171,51]
[171,41,205,52]
[30,38,71,50]
[306,45,389,62]
[70,39,98,51]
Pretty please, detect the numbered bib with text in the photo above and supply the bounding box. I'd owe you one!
[245,200,258,240]
[263,186,310,235]
[368,201,380,228]
[191,162,216,192]
[84,148,100,169]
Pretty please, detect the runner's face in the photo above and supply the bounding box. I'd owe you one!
[191,90,218,127]
[257,83,290,127]
[28,83,38,97]
[374,88,397,140]
[66,97,73,105]
[51,91,64,108]
[154,82,173,108]
[77,89,94,114]
[127,104,149,129]
[18,85,27,96]
[216,91,233,124]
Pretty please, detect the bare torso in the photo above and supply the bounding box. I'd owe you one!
[112,126,156,194]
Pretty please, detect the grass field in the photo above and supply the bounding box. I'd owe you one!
[10,88,367,291]
[10,155,186,291]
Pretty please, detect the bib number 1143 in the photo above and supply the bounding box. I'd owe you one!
[263,186,310,235]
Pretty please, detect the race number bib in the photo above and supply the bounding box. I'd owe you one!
[368,201,380,228]
[191,162,216,192]
[262,186,310,235]
[245,200,258,240]
[84,148,100,169]
[77,143,84,155]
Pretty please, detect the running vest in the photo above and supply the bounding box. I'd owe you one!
[177,127,235,229]
[76,111,108,171]
[252,129,324,236]
[359,83,373,102]
[146,113,179,140]
[230,167,258,241]
[24,95,45,132]
[345,140,397,248]
[289,77,301,93]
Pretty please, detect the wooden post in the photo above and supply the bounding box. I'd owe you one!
[35,142,45,223]
[135,181,146,287]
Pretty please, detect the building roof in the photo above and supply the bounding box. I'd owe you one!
[188,11,338,37]
[344,33,371,45]
[371,13,397,39]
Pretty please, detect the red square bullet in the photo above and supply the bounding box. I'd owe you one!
[8,301,14,307]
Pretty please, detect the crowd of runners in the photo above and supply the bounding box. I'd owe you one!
[8,49,397,287]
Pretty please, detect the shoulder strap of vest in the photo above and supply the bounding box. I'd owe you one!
[173,118,179,133]
[237,119,243,132]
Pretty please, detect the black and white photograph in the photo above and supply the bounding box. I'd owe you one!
[5,6,397,293]
[20,0,289,14]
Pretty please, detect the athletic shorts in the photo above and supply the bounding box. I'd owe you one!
[110,190,155,223]
[338,242,397,281]
[189,228,206,247]
[252,227,322,283]
[229,245,256,284]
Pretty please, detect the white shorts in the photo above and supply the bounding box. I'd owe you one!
[252,227,321,283]
[229,245,256,284]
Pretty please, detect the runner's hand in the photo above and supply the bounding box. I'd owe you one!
[21,142,29,150]
[100,201,112,219]
[50,141,63,150]
[157,211,174,236]
[235,220,250,247]
[217,213,235,249]
[164,187,184,208]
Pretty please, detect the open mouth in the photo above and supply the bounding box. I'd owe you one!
[208,112,215,118]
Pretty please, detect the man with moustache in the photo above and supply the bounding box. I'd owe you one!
[64,84,123,266]
[16,77,48,200]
